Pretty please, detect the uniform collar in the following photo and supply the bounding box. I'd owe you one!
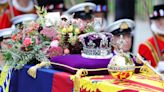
[156,34,164,42]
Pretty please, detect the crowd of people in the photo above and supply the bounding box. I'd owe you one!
[0,0,164,73]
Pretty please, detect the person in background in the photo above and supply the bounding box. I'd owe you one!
[106,19,143,73]
[138,4,164,72]
[36,0,66,13]
[64,2,96,22]
[0,0,8,15]
[115,0,135,52]
[85,0,108,27]
[105,19,135,53]
[0,0,35,29]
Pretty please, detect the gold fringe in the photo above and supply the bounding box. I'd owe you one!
[70,69,88,92]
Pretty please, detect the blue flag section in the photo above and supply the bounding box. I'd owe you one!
[9,65,73,92]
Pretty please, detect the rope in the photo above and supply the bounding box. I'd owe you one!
[50,62,142,71]
[50,62,108,72]
[27,61,143,79]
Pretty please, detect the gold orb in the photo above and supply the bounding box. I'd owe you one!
[108,53,135,80]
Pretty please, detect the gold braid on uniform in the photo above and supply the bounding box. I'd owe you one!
[0,3,8,15]
[144,41,160,64]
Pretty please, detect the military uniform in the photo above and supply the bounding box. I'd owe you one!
[85,0,108,20]
[0,0,8,15]
[115,0,135,52]
[105,19,135,53]
[105,19,142,73]
[138,4,164,68]
[85,0,108,29]
[139,35,164,67]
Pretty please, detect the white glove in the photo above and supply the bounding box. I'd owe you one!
[156,61,164,72]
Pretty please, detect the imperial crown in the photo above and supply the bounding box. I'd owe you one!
[79,32,113,59]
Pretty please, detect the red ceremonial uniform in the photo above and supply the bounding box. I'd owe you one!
[0,0,35,29]
[138,35,164,68]
[0,7,23,29]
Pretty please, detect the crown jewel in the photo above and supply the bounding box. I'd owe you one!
[79,32,113,59]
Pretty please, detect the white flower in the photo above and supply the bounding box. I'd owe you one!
[50,40,59,47]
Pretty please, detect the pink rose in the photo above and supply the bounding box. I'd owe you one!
[23,38,32,47]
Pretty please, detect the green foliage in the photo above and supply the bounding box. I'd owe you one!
[1,40,50,69]
[0,6,51,69]
[35,6,47,26]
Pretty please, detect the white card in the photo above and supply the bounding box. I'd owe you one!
[45,12,60,26]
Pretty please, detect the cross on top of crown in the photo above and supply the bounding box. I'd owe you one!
[116,35,126,53]
[93,18,102,32]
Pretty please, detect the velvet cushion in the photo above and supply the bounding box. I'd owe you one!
[50,54,110,75]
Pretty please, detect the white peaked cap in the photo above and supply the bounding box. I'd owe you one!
[0,28,15,38]
[64,2,96,14]
[105,19,135,33]
[11,14,38,25]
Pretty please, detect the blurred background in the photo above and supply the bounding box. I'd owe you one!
[64,0,163,54]
[0,0,163,54]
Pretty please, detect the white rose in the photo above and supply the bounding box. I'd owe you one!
[50,40,59,47]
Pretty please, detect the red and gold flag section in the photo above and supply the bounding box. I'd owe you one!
[79,74,164,92]
[52,72,73,92]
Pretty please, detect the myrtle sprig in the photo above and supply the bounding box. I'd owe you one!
[35,6,47,27]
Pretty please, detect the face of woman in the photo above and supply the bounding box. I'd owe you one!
[154,17,164,31]
[114,33,132,52]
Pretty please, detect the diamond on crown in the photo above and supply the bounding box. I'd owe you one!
[79,32,113,59]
